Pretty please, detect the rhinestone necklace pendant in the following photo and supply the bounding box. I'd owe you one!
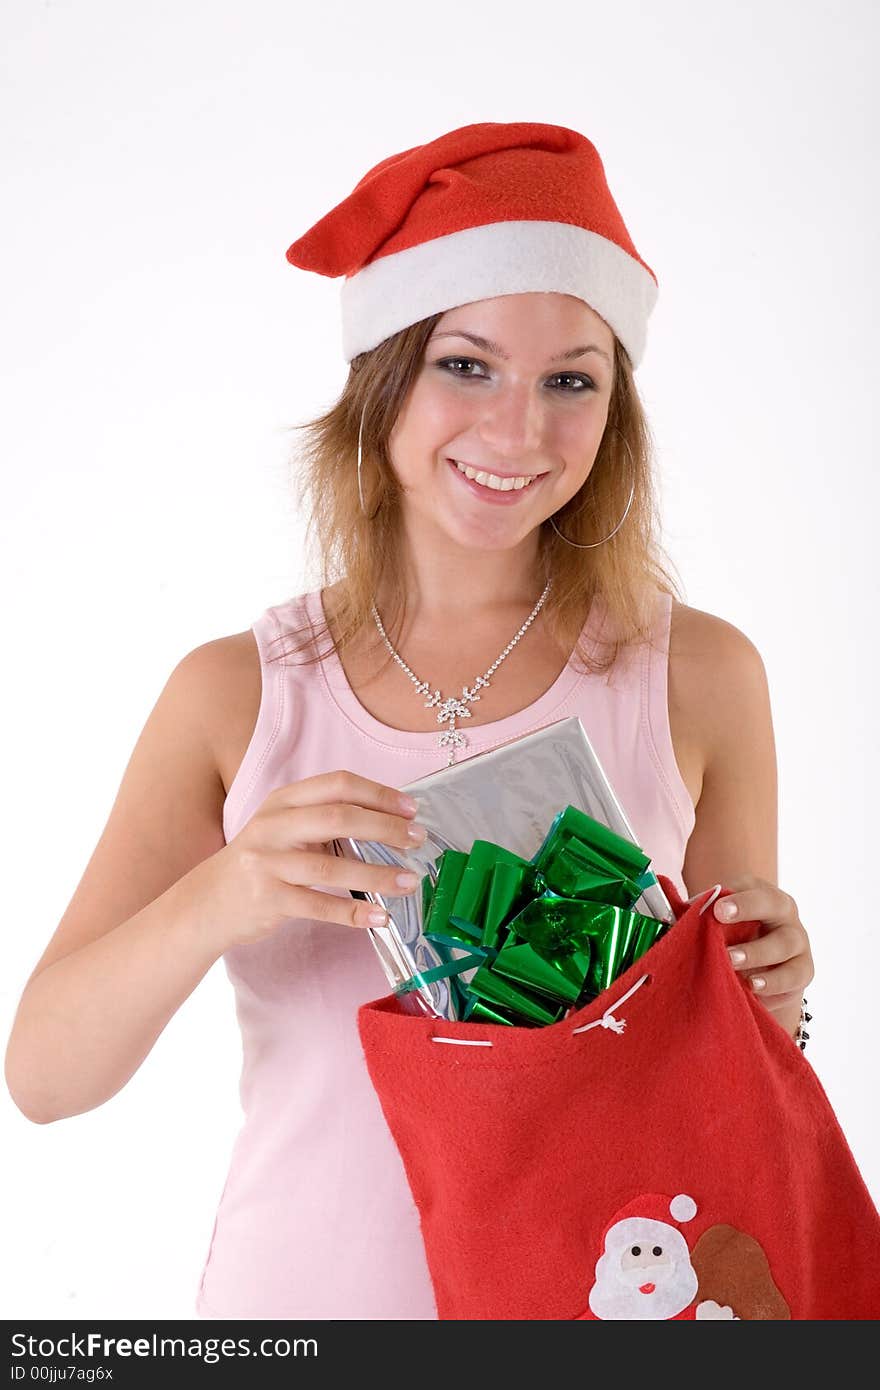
[369,578,552,770]
[431,689,480,766]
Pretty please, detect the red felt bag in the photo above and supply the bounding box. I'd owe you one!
[357,877,880,1320]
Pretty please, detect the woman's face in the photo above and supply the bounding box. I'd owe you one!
[387,292,615,553]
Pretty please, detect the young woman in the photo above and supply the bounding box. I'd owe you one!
[4,121,813,1319]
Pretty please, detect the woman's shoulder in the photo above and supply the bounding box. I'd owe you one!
[178,630,264,798]
[667,599,771,768]
[604,587,763,673]
[183,628,262,690]
[186,594,323,795]
[186,588,315,703]
[668,598,766,670]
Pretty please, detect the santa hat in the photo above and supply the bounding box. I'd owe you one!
[286,121,658,368]
[601,1193,698,1252]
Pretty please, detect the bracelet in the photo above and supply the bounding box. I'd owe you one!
[795,996,812,1051]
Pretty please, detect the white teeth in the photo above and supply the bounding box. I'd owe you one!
[453,460,537,492]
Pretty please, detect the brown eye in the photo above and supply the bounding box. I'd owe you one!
[548,372,595,392]
[435,357,487,378]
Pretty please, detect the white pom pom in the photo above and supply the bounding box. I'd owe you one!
[670,1194,697,1223]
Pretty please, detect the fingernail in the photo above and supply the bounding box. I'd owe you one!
[751,975,766,992]
[398,794,419,815]
[367,909,389,926]
[395,871,420,889]
[406,822,427,844]
[716,901,737,921]
[728,948,746,966]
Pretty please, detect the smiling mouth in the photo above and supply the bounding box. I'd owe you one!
[639,1283,657,1295]
[447,458,547,492]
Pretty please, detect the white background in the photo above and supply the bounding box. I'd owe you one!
[2,0,877,1321]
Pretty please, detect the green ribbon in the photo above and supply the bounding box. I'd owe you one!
[396,804,667,1027]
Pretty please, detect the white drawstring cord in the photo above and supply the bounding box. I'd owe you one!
[691,884,723,915]
[429,971,652,1046]
[570,972,650,1036]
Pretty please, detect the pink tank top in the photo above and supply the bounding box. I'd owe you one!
[195,586,695,1320]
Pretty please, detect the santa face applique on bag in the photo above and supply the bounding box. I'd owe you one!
[579,1193,790,1320]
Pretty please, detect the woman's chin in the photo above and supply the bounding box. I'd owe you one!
[409,506,541,551]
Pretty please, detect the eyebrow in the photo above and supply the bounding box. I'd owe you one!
[428,329,612,367]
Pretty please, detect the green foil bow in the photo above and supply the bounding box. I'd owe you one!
[397,805,668,1027]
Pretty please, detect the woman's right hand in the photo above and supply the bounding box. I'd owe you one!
[189,771,426,949]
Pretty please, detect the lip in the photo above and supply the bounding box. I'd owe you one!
[446,458,548,506]
[639,1282,656,1295]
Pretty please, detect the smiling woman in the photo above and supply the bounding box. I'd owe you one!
[4,119,829,1324]
[385,293,623,589]
[276,291,668,688]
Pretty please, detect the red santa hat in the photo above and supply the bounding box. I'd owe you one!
[601,1193,698,1252]
[285,121,658,368]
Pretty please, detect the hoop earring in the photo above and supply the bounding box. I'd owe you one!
[547,429,636,549]
[357,403,382,520]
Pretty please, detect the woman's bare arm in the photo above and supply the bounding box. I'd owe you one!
[4,639,243,1123]
[670,607,801,1037]
[673,606,778,891]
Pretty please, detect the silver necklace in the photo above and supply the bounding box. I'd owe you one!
[370,578,553,766]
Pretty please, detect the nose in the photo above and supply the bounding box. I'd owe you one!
[631,1249,665,1269]
[475,382,544,461]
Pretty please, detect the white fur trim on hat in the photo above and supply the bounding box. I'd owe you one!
[340,220,658,367]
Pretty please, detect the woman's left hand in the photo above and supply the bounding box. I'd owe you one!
[712,874,814,1035]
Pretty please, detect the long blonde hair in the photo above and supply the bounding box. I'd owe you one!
[269,310,684,674]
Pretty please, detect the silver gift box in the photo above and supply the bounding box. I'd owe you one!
[332,715,674,1021]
